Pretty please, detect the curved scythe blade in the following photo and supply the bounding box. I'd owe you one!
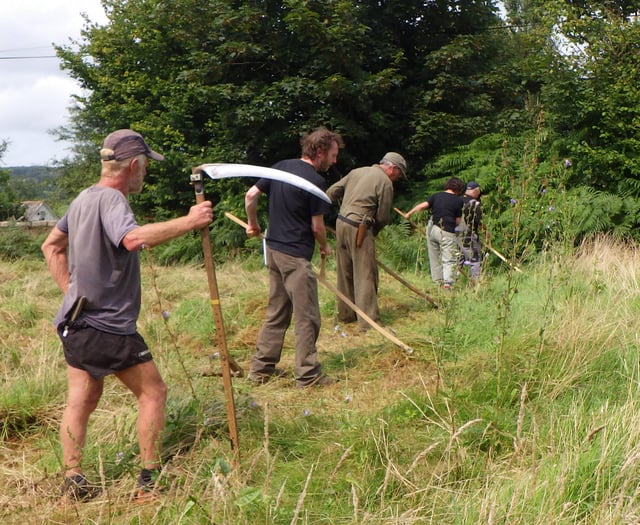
[199,163,331,204]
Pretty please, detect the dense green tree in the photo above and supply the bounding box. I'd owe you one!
[0,141,25,221]
[55,0,515,219]
[423,0,640,248]
[502,1,640,197]
[558,4,640,197]
[405,0,542,161]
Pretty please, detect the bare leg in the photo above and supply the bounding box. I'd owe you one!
[61,366,103,477]
[115,360,167,469]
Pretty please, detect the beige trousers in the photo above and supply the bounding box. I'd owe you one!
[335,220,380,330]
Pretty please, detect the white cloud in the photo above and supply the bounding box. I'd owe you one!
[0,1,107,166]
[2,76,78,130]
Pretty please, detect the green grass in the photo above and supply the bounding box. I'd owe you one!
[2,234,640,523]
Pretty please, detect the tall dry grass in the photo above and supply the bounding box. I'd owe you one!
[2,234,640,523]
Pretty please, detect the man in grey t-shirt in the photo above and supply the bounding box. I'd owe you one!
[42,129,213,501]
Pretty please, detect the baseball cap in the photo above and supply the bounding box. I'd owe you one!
[467,181,480,190]
[381,152,408,178]
[100,129,165,161]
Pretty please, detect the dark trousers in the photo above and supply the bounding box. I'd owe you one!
[457,233,481,279]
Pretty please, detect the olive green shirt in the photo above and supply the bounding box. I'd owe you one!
[327,164,394,235]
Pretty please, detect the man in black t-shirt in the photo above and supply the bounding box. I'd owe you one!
[244,128,344,387]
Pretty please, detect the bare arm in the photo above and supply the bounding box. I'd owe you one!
[405,201,430,219]
[244,185,263,237]
[311,214,331,256]
[121,200,213,251]
[41,227,70,293]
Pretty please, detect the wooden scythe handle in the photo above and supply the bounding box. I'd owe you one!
[374,259,438,308]
[315,269,414,355]
[325,225,437,308]
[487,243,524,273]
[225,212,414,355]
[394,207,421,230]
[192,175,240,458]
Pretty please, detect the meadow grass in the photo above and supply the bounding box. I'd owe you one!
[2,234,640,523]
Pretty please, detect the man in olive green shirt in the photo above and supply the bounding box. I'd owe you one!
[327,152,407,331]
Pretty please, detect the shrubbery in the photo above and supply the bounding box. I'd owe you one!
[0,228,45,261]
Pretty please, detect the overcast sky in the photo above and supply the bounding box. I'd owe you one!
[0,1,107,167]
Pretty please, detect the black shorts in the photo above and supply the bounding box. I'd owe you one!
[57,322,153,379]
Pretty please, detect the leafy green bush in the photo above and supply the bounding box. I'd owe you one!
[0,228,45,260]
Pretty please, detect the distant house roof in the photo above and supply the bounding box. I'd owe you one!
[20,200,58,222]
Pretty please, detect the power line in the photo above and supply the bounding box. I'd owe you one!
[0,56,57,60]
[0,46,53,53]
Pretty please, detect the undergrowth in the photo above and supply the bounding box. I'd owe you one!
[1,232,640,523]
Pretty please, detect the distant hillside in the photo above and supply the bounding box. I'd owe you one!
[9,165,58,181]
[8,166,60,201]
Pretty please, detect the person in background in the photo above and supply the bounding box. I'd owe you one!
[244,127,344,387]
[404,177,465,290]
[326,152,407,332]
[41,129,213,502]
[456,181,483,280]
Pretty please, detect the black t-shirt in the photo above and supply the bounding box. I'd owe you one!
[427,191,463,233]
[256,159,330,260]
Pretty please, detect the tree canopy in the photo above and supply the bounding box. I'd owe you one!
[55,1,514,208]
[52,0,640,248]
[0,141,24,221]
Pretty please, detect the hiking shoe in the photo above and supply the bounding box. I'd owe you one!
[297,375,337,388]
[135,468,162,502]
[247,368,288,385]
[60,474,101,502]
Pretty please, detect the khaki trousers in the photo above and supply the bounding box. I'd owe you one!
[427,222,459,285]
[251,249,322,385]
[335,220,379,330]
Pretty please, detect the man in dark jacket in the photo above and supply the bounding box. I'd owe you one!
[456,181,483,280]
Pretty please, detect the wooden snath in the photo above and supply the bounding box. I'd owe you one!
[224,211,415,356]
[190,168,241,458]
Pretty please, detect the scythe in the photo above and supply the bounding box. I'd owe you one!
[198,163,331,203]
[325,225,438,308]
[190,163,332,457]
[224,212,415,355]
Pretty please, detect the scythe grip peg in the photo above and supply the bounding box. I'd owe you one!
[190,168,205,195]
[356,222,367,248]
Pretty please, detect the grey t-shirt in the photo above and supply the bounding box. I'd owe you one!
[53,186,140,335]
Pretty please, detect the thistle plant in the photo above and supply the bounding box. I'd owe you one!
[488,109,573,395]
